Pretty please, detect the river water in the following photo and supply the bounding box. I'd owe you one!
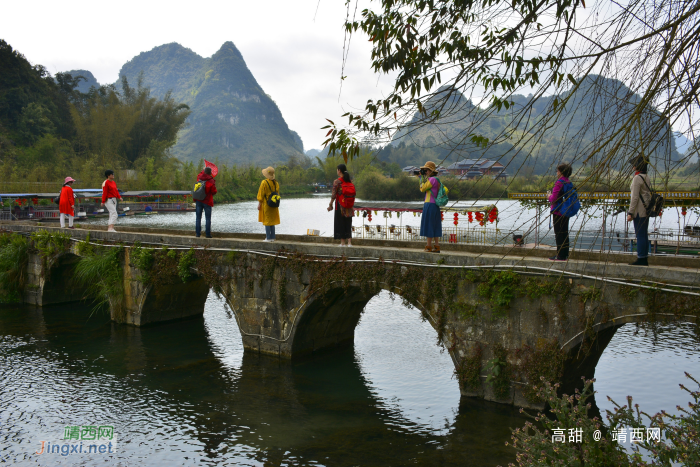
[1,197,699,466]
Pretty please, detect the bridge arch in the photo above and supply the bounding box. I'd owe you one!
[36,251,86,306]
[287,281,448,358]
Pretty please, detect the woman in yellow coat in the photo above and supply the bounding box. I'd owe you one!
[257,166,280,242]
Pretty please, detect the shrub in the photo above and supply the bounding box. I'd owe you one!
[0,233,29,302]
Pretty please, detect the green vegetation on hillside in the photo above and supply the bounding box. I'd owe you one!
[385,79,680,176]
[0,39,192,189]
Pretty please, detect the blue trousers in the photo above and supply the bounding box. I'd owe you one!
[195,201,212,237]
[265,225,276,240]
[633,214,649,258]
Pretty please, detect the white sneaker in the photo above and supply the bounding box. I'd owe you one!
[347,244,353,247]
[264,238,274,242]
[108,229,117,233]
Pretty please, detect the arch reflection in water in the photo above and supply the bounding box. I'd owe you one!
[0,297,522,466]
[202,291,522,466]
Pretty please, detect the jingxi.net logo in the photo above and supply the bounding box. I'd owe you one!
[35,425,117,457]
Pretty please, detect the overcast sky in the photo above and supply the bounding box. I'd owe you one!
[1,0,395,152]
[3,1,693,155]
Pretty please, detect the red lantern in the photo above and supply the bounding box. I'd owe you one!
[468,212,473,223]
[453,212,458,225]
[441,211,444,221]
[32,198,38,205]
[682,207,687,216]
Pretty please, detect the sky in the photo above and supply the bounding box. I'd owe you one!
[2,1,694,156]
[0,0,395,152]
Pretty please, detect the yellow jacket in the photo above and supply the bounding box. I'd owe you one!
[257,179,280,226]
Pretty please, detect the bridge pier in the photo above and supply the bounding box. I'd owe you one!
[24,251,85,306]
[119,248,211,326]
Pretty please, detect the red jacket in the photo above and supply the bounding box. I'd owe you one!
[102,179,122,203]
[59,185,74,215]
[197,171,217,207]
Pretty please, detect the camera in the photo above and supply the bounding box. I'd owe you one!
[412,168,427,176]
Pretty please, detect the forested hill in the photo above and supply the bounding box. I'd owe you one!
[116,42,304,165]
[389,76,681,174]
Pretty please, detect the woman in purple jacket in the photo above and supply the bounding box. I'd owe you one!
[548,163,573,261]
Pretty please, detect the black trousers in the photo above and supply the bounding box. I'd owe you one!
[552,213,569,259]
[334,206,352,239]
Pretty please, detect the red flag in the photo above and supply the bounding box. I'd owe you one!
[204,160,218,177]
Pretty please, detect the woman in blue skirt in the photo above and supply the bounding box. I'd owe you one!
[419,161,442,253]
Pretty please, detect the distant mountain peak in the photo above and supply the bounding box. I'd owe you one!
[117,41,302,165]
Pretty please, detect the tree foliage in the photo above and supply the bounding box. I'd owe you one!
[326,0,700,190]
[508,374,700,466]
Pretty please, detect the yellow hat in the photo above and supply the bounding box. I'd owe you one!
[420,161,437,174]
[262,167,275,180]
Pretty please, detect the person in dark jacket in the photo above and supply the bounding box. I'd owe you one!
[547,163,573,261]
[195,167,217,238]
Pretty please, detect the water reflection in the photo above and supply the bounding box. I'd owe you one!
[0,297,521,466]
[2,290,697,466]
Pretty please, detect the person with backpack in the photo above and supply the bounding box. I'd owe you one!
[547,163,577,261]
[59,176,76,229]
[419,161,444,253]
[258,166,280,242]
[194,166,217,238]
[627,156,652,266]
[101,170,123,233]
[327,164,354,246]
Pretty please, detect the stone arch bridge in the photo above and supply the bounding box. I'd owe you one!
[5,224,699,409]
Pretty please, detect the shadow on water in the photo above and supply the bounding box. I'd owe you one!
[0,301,524,466]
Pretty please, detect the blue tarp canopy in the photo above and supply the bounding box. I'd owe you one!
[121,191,191,197]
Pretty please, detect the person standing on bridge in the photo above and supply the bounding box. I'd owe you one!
[195,166,217,238]
[627,156,651,266]
[419,161,442,253]
[59,176,76,229]
[101,170,122,233]
[327,164,354,247]
[548,163,574,261]
[258,167,280,242]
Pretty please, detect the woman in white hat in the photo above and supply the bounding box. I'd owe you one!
[257,167,280,242]
[419,161,442,252]
[59,176,76,229]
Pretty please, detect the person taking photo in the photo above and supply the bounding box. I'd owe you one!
[419,161,442,253]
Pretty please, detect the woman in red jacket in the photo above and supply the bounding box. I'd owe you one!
[59,176,76,229]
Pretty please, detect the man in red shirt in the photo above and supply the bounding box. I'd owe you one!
[195,167,217,238]
[101,170,122,232]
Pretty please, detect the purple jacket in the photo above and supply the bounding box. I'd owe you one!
[549,177,570,215]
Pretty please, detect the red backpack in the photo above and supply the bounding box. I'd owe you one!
[339,180,356,209]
